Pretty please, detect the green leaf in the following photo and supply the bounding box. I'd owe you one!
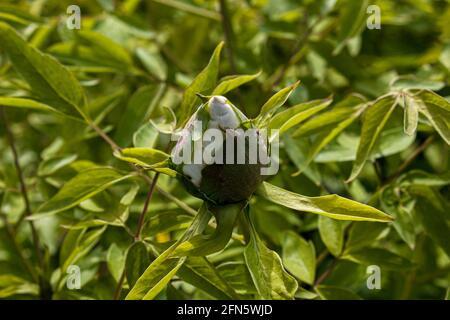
[398,170,450,187]
[292,95,365,137]
[133,123,159,148]
[256,81,300,126]
[282,231,316,285]
[410,186,450,258]
[416,90,450,145]
[177,256,239,299]
[403,94,419,136]
[77,30,133,69]
[142,257,185,300]
[381,187,416,249]
[126,204,211,300]
[318,215,344,257]
[343,222,387,254]
[114,147,169,168]
[347,95,398,182]
[37,154,78,176]
[212,72,261,95]
[60,226,107,273]
[244,212,298,299]
[107,243,126,282]
[268,97,332,135]
[149,0,220,20]
[315,285,361,300]
[0,275,39,298]
[257,182,393,222]
[114,84,165,147]
[0,22,87,119]
[36,167,133,216]
[343,248,414,270]
[313,127,415,163]
[334,0,369,54]
[293,105,364,175]
[125,241,150,288]
[0,97,60,114]
[217,262,256,295]
[178,42,224,126]
[173,203,242,256]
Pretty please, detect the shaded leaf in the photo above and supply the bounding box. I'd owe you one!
[244,211,298,299]
[178,42,224,126]
[36,167,133,216]
[282,231,316,285]
[318,215,344,257]
[126,241,150,288]
[212,72,261,95]
[0,22,87,119]
[348,95,398,182]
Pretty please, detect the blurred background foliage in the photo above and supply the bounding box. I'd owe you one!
[0,0,449,300]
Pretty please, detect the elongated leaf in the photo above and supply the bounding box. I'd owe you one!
[37,154,78,176]
[0,22,87,119]
[36,167,133,216]
[381,187,416,249]
[126,204,211,300]
[173,203,242,256]
[256,81,300,126]
[294,106,363,175]
[343,248,414,270]
[212,72,261,95]
[293,97,364,137]
[114,84,165,147]
[177,256,238,299]
[217,262,256,295]
[318,215,344,257]
[143,257,185,300]
[133,123,159,148]
[343,222,387,254]
[0,97,59,113]
[411,186,450,258]
[282,231,316,285]
[316,285,361,300]
[178,42,224,126]
[416,90,450,145]
[60,226,107,273]
[334,0,369,54]
[257,182,393,222]
[107,243,126,282]
[244,212,298,299]
[403,94,419,136]
[114,147,169,167]
[126,241,150,288]
[347,95,398,182]
[269,97,332,135]
[77,30,133,69]
[398,170,450,187]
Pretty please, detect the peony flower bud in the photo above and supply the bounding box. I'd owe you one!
[170,96,272,205]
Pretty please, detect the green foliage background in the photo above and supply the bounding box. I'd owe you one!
[0,0,449,300]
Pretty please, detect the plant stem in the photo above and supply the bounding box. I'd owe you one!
[314,258,338,286]
[89,122,122,151]
[219,0,237,73]
[113,271,127,300]
[386,135,434,183]
[269,12,311,88]
[0,106,47,298]
[0,213,38,282]
[135,173,160,240]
